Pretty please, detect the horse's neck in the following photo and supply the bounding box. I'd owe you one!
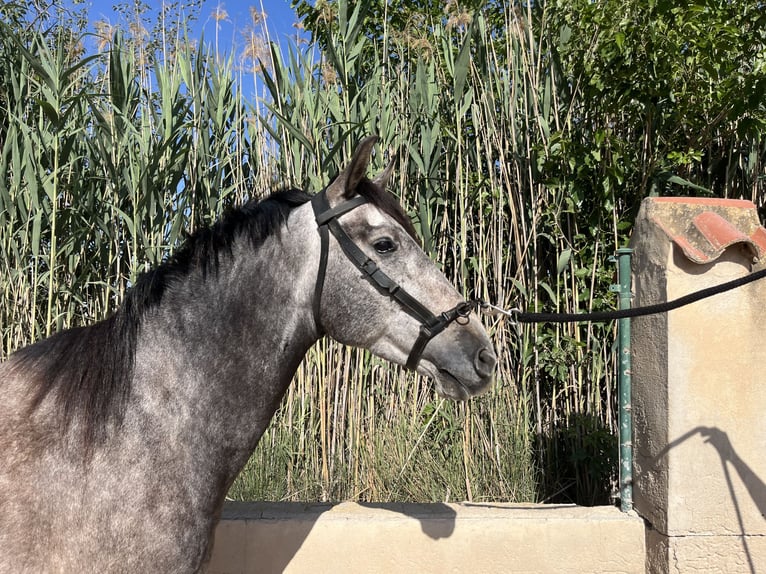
[128,203,318,498]
[0,204,320,573]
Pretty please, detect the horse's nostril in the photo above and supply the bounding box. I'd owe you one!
[474,348,497,377]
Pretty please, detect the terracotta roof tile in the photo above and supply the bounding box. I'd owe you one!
[642,197,766,264]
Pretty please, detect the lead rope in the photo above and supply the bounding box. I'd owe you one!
[476,266,766,324]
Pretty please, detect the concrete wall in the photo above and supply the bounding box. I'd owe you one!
[208,501,645,574]
[630,197,766,573]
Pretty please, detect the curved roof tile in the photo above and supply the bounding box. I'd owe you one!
[644,197,766,264]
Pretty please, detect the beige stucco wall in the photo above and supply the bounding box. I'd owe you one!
[207,501,645,574]
[631,198,766,573]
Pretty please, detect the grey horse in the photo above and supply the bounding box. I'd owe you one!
[0,136,496,573]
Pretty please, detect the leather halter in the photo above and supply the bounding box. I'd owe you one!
[311,189,477,370]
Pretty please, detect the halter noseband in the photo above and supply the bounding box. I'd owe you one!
[311,189,478,370]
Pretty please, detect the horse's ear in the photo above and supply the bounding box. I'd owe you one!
[326,135,379,202]
[372,151,398,189]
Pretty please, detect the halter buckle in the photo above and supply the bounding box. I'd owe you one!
[361,259,379,276]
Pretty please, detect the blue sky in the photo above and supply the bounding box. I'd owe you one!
[83,0,303,54]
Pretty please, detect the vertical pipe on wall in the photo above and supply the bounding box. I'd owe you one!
[614,248,634,513]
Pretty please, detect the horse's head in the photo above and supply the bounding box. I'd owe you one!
[311,136,496,400]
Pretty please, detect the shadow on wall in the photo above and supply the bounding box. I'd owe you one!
[652,426,766,574]
[359,502,457,539]
[208,501,457,573]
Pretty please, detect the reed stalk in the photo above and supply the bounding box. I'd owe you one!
[3,0,763,504]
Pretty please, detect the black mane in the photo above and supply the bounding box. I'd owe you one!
[10,182,416,453]
[128,188,312,314]
[12,189,311,452]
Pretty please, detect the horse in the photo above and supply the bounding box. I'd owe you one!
[0,136,496,573]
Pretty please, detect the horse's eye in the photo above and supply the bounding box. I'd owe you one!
[373,238,397,254]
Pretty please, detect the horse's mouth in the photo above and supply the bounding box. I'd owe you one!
[434,369,474,401]
[418,356,493,401]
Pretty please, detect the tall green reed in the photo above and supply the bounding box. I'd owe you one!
[6,0,760,505]
[0,0,606,505]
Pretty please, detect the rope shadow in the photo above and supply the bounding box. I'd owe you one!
[651,426,766,574]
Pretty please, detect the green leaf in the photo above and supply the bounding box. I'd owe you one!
[557,248,573,275]
[665,174,714,194]
[453,20,473,101]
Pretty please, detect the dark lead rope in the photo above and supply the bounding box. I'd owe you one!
[311,190,476,370]
[478,265,766,324]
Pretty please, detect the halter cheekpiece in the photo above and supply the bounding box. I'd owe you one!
[311,189,478,370]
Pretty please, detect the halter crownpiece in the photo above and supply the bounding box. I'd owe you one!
[311,188,480,370]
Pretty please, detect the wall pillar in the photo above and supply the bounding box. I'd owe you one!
[630,197,766,573]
